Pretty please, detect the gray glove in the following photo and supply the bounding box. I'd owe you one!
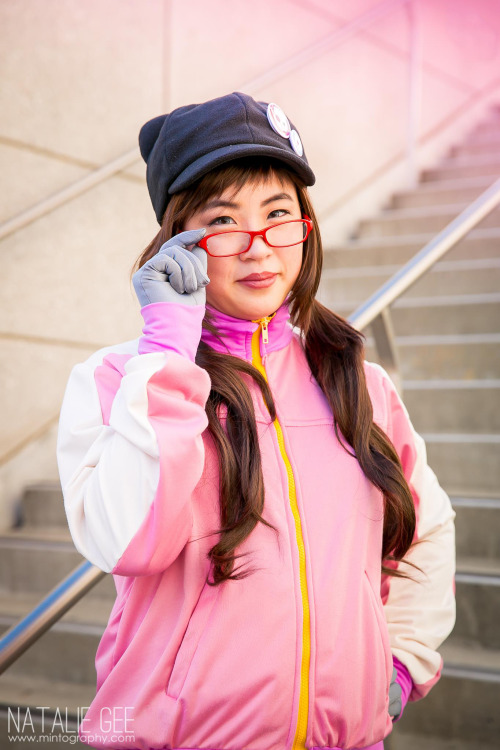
[388,665,402,721]
[132,228,209,307]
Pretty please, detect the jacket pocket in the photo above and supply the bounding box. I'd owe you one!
[310,568,394,748]
[165,580,221,700]
[363,569,392,702]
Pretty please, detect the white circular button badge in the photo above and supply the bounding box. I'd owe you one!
[267,103,291,139]
[289,129,303,157]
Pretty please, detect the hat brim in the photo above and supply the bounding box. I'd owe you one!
[168,143,316,194]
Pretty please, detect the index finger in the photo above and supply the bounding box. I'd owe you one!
[161,228,206,251]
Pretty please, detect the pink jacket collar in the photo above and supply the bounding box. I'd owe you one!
[201,297,294,361]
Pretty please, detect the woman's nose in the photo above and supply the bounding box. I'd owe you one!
[243,234,272,259]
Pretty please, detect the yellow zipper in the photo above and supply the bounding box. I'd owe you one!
[250,316,311,750]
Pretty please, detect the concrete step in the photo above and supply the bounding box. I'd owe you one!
[0,527,116,599]
[389,295,500,336]
[452,498,500,562]
[403,381,500,433]
[353,203,500,238]
[324,227,500,268]
[363,334,500,379]
[318,259,500,305]
[441,633,500,683]
[389,639,500,746]
[470,121,500,140]
[450,139,500,158]
[453,557,500,649]
[19,482,67,528]
[331,292,500,337]
[0,590,112,684]
[0,676,93,748]
[0,619,104,684]
[436,151,500,169]
[389,175,497,209]
[0,588,113,627]
[453,560,500,652]
[389,731,498,750]
[463,129,500,150]
[421,153,500,181]
[421,435,499,498]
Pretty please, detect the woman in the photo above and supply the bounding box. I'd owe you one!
[56,91,456,750]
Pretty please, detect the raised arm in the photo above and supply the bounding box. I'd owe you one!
[57,229,212,577]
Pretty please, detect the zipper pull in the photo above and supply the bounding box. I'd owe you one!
[251,311,276,346]
[261,317,270,344]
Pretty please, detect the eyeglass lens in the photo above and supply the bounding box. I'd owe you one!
[206,220,308,257]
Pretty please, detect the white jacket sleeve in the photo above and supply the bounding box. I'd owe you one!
[368,363,457,703]
[56,341,211,577]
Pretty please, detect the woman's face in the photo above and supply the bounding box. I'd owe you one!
[183,173,304,320]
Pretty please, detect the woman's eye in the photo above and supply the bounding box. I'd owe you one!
[209,215,236,226]
[268,209,289,220]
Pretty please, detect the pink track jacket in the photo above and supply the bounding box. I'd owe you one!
[56,297,456,750]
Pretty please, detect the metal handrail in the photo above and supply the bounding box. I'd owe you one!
[0,562,106,673]
[348,176,500,391]
[2,175,500,675]
[349,176,500,330]
[0,148,140,243]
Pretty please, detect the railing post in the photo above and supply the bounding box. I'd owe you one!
[370,307,403,396]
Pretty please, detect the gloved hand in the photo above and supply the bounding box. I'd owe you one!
[132,228,209,307]
[388,665,402,721]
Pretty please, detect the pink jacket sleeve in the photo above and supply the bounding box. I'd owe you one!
[366,362,457,704]
[56,303,211,577]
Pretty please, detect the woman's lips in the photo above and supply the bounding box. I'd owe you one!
[237,273,277,288]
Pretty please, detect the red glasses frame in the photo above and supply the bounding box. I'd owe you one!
[196,215,313,257]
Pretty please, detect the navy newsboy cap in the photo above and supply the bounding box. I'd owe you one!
[138,91,316,224]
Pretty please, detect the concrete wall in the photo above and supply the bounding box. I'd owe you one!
[1,0,500,528]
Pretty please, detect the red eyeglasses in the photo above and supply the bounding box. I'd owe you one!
[196,215,313,257]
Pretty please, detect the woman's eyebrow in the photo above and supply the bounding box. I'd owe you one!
[202,198,239,211]
[261,192,294,206]
[201,192,294,212]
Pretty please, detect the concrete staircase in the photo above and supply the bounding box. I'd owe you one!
[0,485,115,747]
[1,105,500,748]
[318,103,500,750]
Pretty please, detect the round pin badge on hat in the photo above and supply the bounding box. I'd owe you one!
[267,103,291,139]
[289,129,303,157]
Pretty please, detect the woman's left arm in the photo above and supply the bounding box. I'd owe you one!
[366,362,457,708]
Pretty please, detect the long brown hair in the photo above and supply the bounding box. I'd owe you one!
[131,157,423,586]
